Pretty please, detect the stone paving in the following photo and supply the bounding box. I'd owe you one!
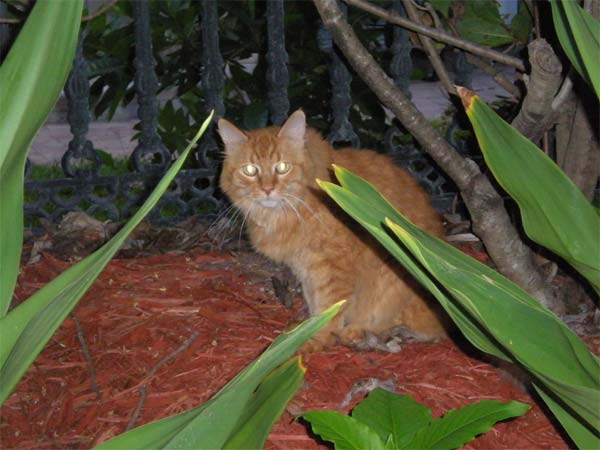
[28,70,515,165]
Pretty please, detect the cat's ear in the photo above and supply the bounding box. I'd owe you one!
[217,119,248,147]
[278,109,306,143]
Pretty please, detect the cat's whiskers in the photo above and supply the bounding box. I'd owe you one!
[280,196,303,223]
[205,203,242,249]
[281,192,323,225]
[237,199,258,247]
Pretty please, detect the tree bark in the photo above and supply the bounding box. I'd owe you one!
[314,0,565,314]
[511,39,562,143]
[556,94,600,201]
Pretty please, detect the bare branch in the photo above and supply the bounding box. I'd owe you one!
[126,331,199,430]
[314,0,565,314]
[344,0,526,71]
[82,0,118,22]
[0,17,21,24]
[442,15,521,99]
[511,39,563,143]
[465,53,521,99]
[402,0,455,96]
[71,313,101,399]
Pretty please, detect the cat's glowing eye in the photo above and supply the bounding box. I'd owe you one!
[275,161,291,174]
[242,164,259,176]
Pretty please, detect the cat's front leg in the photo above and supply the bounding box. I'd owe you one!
[300,278,355,351]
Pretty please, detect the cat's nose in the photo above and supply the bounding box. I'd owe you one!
[262,186,275,196]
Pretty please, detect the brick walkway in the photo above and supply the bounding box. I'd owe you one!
[28,72,514,164]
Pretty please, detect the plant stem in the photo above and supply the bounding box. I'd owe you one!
[344,0,526,71]
[511,39,563,144]
[402,0,456,95]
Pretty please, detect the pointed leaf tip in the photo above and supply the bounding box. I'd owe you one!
[456,86,477,111]
[295,355,307,373]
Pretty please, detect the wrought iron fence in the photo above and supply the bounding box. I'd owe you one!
[12,0,470,229]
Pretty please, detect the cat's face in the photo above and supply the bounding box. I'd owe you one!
[218,110,312,216]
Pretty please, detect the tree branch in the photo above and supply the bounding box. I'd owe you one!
[344,0,526,71]
[0,17,21,24]
[82,0,118,22]
[402,0,456,96]
[314,0,565,314]
[443,20,521,100]
[511,39,563,143]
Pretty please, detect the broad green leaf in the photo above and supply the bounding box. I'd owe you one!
[302,410,386,450]
[428,0,452,19]
[0,0,83,317]
[456,1,513,46]
[93,301,342,449]
[551,0,600,98]
[0,115,212,405]
[459,89,600,292]
[408,399,529,449]
[351,388,431,448]
[223,357,305,449]
[320,166,600,443]
[510,0,533,43]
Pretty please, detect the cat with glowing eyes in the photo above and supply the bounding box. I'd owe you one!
[217,110,448,350]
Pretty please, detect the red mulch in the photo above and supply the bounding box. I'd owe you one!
[1,248,593,449]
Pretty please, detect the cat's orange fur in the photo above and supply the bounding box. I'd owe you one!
[218,110,448,349]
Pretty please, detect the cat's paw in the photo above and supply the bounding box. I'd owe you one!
[299,333,337,353]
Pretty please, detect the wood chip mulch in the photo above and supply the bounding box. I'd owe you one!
[2,248,593,449]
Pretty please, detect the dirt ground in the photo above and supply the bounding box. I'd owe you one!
[1,229,596,449]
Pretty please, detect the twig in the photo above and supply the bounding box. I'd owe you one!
[71,313,101,399]
[403,0,455,95]
[442,20,520,99]
[314,0,565,314]
[344,0,526,71]
[126,386,147,431]
[0,17,21,24]
[533,1,541,39]
[126,331,200,430]
[82,0,118,22]
[465,53,521,99]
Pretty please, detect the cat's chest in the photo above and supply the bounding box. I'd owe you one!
[247,220,301,263]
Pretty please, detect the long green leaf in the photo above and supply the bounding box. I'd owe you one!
[0,0,83,317]
[384,218,599,440]
[407,400,529,449]
[317,175,512,363]
[223,356,305,449]
[320,166,600,446]
[551,0,600,98]
[302,410,386,450]
[351,388,431,449]
[93,301,343,449]
[458,89,600,292]
[0,115,212,405]
[534,385,600,450]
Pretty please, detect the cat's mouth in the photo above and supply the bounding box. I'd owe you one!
[257,197,282,208]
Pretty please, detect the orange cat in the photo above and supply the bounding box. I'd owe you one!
[218,110,448,348]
